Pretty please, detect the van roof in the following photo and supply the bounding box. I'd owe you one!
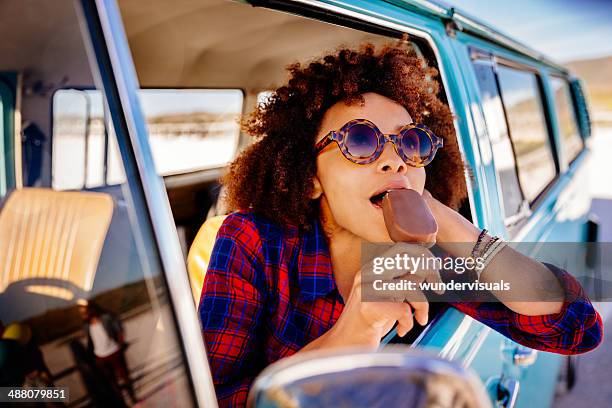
[391,0,568,73]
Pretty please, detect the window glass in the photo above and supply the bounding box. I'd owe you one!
[53,89,242,188]
[497,65,557,202]
[140,89,242,175]
[472,61,523,219]
[550,77,583,164]
[1,1,195,406]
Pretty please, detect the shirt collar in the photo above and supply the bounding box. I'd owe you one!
[295,218,339,301]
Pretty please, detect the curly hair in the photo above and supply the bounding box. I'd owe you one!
[222,39,467,229]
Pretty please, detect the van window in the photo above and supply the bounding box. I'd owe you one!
[53,88,242,189]
[472,61,524,220]
[496,65,557,203]
[550,77,583,164]
[140,89,242,175]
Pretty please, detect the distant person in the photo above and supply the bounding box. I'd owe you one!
[69,339,128,408]
[77,300,136,404]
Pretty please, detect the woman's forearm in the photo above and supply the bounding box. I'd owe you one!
[478,245,564,315]
[426,193,564,316]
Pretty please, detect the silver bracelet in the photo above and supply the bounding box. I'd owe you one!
[474,238,507,279]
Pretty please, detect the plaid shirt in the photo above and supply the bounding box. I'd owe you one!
[199,212,603,407]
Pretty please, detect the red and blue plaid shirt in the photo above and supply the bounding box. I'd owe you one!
[199,212,603,407]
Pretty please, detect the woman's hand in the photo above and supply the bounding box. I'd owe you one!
[422,189,480,257]
[316,243,444,350]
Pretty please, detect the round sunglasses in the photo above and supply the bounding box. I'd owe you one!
[315,119,443,167]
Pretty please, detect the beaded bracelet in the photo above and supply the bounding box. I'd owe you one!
[470,229,488,259]
[475,238,507,278]
[479,235,500,259]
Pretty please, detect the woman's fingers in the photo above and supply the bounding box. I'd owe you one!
[409,300,429,326]
[396,303,413,337]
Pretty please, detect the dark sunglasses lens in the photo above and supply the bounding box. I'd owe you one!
[345,124,378,158]
[400,128,433,163]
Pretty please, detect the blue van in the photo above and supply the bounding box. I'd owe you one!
[0,0,596,407]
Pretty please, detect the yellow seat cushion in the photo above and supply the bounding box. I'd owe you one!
[0,188,113,300]
[187,215,227,304]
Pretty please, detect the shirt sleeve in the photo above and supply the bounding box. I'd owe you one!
[198,213,267,407]
[450,263,603,355]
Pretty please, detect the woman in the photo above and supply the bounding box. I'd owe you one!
[198,40,603,407]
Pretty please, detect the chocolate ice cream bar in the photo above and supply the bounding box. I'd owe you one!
[382,189,437,246]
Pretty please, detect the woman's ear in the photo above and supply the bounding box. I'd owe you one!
[311,175,323,199]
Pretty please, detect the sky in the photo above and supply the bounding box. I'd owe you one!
[450,0,612,62]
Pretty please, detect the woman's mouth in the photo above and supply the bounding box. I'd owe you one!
[369,191,388,208]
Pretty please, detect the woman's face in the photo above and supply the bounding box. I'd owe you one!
[313,92,426,242]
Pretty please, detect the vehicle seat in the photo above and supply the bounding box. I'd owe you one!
[0,188,113,299]
[187,215,227,304]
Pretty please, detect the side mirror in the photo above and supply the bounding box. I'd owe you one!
[247,347,491,408]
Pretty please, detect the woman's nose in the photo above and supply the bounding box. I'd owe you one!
[376,142,407,173]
